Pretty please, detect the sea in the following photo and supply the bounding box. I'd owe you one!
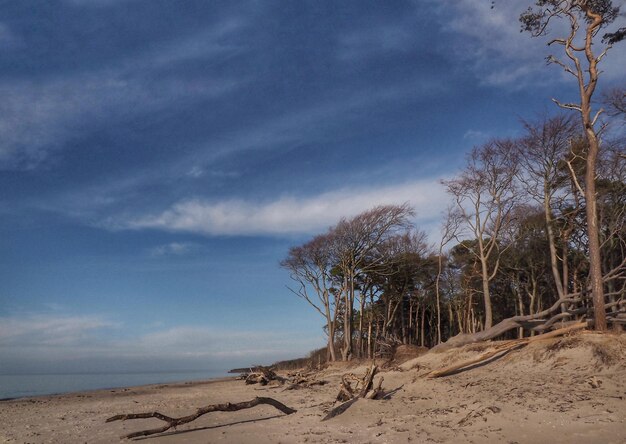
[0,370,230,400]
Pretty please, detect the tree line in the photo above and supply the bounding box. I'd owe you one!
[281,1,625,361]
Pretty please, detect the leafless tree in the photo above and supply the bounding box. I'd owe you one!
[603,87,626,119]
[520,0,625,330]
[516,114,579,305]
[331,204,414,360]
[281,233,339,361]
[434,206,461,344]
[443,140,519,329]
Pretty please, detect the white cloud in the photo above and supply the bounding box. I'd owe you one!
[463,129,489,141]
[437,0,626,87]
[149,241,198,257]
[117,179,449,237]
[0,314,116,346]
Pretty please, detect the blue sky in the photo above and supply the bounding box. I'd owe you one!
[1,0,624,374]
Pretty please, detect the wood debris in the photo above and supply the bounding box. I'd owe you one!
[106,396,296,439]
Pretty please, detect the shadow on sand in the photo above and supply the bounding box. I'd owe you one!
[132,414,285,440]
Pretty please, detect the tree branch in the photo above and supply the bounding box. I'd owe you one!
[106,397,297,439]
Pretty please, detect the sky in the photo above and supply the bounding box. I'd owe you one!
[1,0,625,374]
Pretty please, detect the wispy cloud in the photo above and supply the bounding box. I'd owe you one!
[112,179,448,237]
[0,19,246,171]
[0,22,20,49]
[336,22,414,61]
[148,242,199,257]
[0,312,322,372]
[0,313,116,347]
[436,0,626,87]
[436,0,548,88]
[463,129,490,142]
[28,78,446,222]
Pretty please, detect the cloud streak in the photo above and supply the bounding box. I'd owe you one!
[0,314,116,347]
[0,312,322,373]
[436,0,626,87]
[0,18,246,171]
[115,179,449,236]
[148,242,199,257]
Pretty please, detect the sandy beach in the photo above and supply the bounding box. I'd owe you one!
[1,332,624,444]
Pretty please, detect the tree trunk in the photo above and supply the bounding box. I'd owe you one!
[357,295,364,358]
[544,190,566,302]
[584,130,607,330]
[327,321,336,362]
[420,305,426,347]
[480,257,493,329]
[435,253,444,344]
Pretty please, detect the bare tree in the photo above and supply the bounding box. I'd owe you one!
[520,0,625,330]
[332,204,414,360]
[604,87,626,119]
[443,140,519,329]
[516,114,579,304]
[376,229,432,345]
[281,233,339,361]
[434,206,461,344]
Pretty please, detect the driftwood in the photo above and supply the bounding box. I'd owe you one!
[365,376,384,399]
[106,396,296,439]
[323,364,383,421]
[244,366,286,385]
[284,377,327,390]
[335,373,358,402]
[428,321,589,378]
[434,295,623,351]
[282,370,327,390]
[322,397,359,421]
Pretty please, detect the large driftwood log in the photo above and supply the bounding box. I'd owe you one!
[434,296,623,351]
[428,321,589,378]
[106,396,296,439]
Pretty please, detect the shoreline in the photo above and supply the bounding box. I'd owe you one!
[2,335,624,443]
[0,374,238,404]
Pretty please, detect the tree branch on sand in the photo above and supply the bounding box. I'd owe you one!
[428,321,588,378]
[106,397,296,439]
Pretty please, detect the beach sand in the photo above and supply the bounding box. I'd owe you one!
[1,332,624,443]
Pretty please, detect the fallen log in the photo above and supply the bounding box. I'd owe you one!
[284,379,328,391]
[106,396,296,439]
[428,321,589,378]
[432,295,622,351]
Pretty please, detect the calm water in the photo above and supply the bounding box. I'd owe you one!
[0,370,230,400]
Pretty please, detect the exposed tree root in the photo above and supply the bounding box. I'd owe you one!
[106,397,296,439]
[428,321,589,378]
